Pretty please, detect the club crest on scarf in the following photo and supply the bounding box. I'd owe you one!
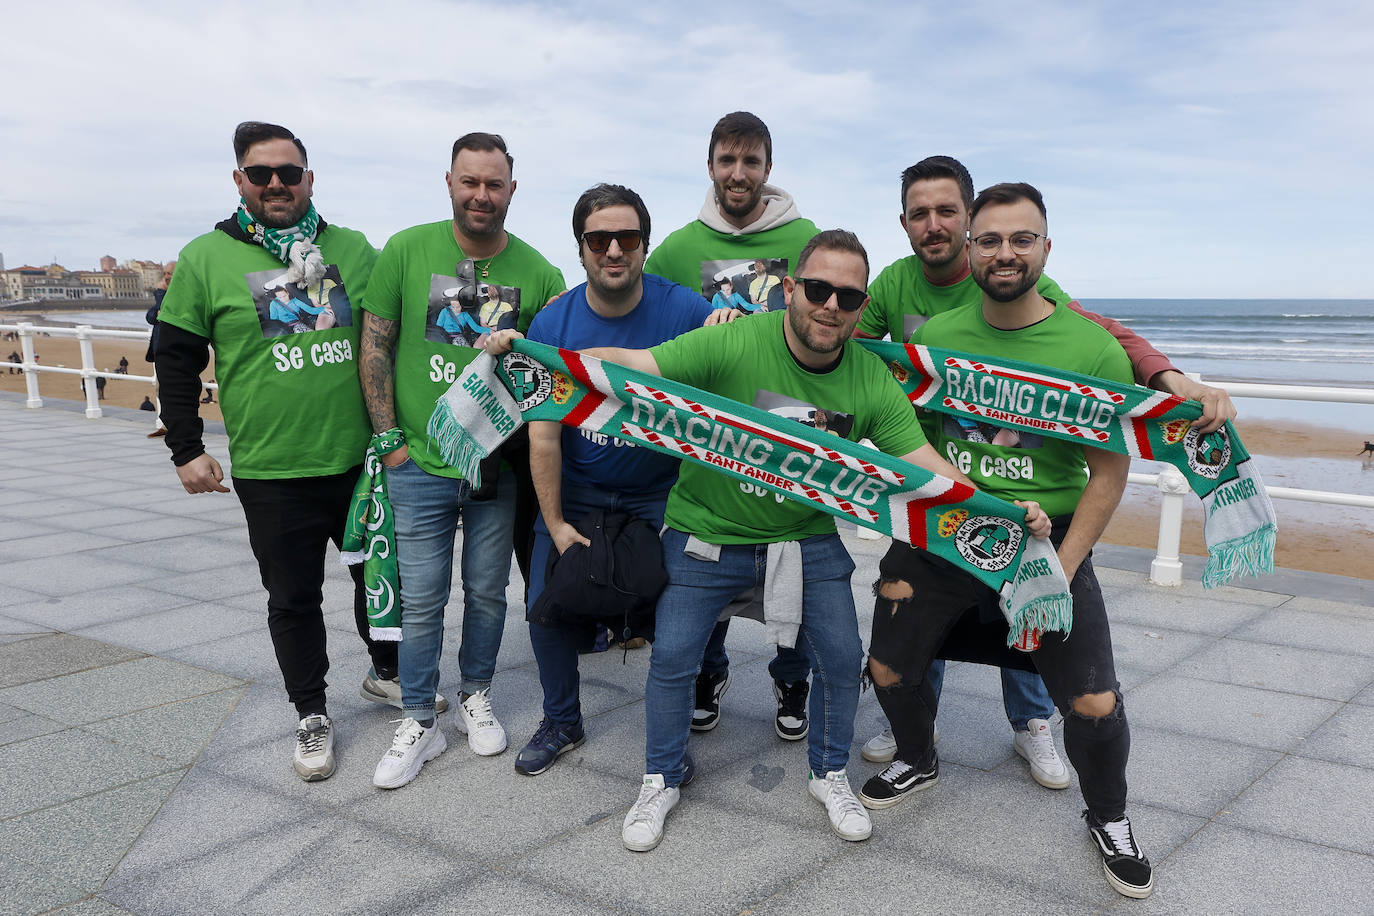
[954,516,1024,572]
[499,352,553,411]
[1184,426,1231,480]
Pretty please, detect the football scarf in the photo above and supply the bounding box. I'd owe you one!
[427,340,1074,646]
[341,447,402,640]
[857,339,1277,587]
[234,199,326,287]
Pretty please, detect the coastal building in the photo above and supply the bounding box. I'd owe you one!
[2,259,164,301]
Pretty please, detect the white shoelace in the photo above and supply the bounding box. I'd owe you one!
[463,690,496,729]
[385,718,426,758]
[825,773,866,820]
[1024,732,1058,763]
[627,783,671,826]
[1101,818,1141,858]
[296,717,329,755]
[880,760,913,782]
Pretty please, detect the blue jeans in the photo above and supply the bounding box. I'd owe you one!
[647,528,862,785]
[527,482,669,727]
[385,460,516,720]
[927,660,1055,730]
[701,619,811,683]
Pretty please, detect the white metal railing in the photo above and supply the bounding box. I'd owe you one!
[3,320,1370,585]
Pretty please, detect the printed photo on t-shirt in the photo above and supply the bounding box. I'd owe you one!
[902,313,928,341]
[942,415,1044,450]
[754,389,855,438]
[247,266,354,339]
[424,271,520,348]
[700,258,787,313]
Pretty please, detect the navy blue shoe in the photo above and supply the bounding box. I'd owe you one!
[514,717,585,776]
[682,751,697,788]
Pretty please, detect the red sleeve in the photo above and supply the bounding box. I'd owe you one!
[1067,300,1176,386]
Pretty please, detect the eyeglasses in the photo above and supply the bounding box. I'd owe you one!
[970,232,1044,257]
[239,164,307,187]
[580,230,643,253]
[796,277,867,312]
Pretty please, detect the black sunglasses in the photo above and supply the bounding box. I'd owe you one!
[240,164,306,187]
[581,230,643,253]
[796,277,867,312]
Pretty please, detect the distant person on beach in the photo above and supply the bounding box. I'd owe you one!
[643,111,819,744]
[153,120,399,783]
[117,356,129,374]
[1361,441,1374,458]
[6,351,17,373]
[853,154,1240,789]
[95,374,106,400]
[139,396,155,411]
[201,380,215,403]
[863,183,1152,899]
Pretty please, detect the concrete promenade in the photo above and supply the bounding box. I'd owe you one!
[2,395,1372,915]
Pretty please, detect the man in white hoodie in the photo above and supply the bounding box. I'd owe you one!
[644,111,818,745]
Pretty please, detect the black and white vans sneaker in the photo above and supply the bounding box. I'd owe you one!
[1085,810,1154,899]
[858,757,938,809]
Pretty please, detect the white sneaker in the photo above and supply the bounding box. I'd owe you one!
[359,671,449,714]
[807,770,872,841]
[293,713,335,781]
[455,688,507,756]
[373,717,447,789]
[622,774,680,852]
[1013,718,1070,789]
[860,722,939,763]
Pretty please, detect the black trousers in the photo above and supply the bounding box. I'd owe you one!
[235,468,399,718]
[869,520,1130,820]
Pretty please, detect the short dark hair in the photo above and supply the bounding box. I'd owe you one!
[969,182,1047,224]
[451,132,514,175]
[233,121,307,167]
[571,183,651,254]
[709,111,772,166]
[900,155,973,211]
[796,229,869,283]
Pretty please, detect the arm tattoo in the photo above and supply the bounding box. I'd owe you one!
[359,312,401,433]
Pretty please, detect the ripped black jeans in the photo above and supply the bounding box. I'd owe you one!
[868,521,1129,820]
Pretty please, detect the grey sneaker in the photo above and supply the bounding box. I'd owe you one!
[861,725,896,763]
[360,671,449,714]
[1013,718,1070,789]
[622,774,680,852]
[293,714,335,781]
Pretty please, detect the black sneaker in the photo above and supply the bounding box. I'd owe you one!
[859,757,938,809]
[691,670,730,732]
[1085,810,1154,899]
[772,679,809,741]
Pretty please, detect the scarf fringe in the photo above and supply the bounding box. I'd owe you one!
[339,550,365,567]
[367,626,403,643]
[426,402,485,486]
[1202,523,1277,588]
[1005,593,1074,648]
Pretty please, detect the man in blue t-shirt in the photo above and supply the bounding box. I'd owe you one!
[514,183,735,776]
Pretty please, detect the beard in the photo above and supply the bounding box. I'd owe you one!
[715,177,764,221]
[913,234,963,269]
[452,201,507,239]
[787,304,846,357]
[973,263,1040,303]
[248,192,310,229]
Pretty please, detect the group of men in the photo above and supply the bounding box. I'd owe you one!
[155,113,1236,900]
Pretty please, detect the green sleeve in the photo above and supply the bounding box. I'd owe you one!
[359,237,403,321]
[1036,272,1070,306]
[650,321,731,388]
[158,245,212,338]
[517,265,567,334]
[863,366,928,456]
[856,264,899,338]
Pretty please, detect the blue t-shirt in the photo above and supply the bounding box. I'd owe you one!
[527,273,711,492]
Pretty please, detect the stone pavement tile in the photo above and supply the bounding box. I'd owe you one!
[3,585,200,631]
[40,505,180,531]
[81,535,252,575]
[0,517,57,540]
[0,633,144,688]
[0,617,48,637]
[81,687,245,764]
[1351,683,1374,707]
[0,712,65,747]
[1222,755,1374,855]
[1103,584,1278,635]
[0,553,152,598]
[87,514,221,542]
[517,795,844,916]
[170,629,371,690]
[0,656,244,726]
[0,703,34,725]
[0,729,182,819]
[1108,621,1218,674]
[0,771,184,912]
[928,690,1039,774]
[78,601,262,654]
[1124,725,1283,817]
[1133,822,1374,915]
[400,873,621,916]
[1127,676,1341,750]
[1281,594,1374,618]
[1234,605,1374,656]
[147,563,266,603]
[0,586,47,611]
[1174,639,1370,701]
[0,867,89,916]
[1300,704,1374,766]
[750,845,1081,915]
[6,497,98,520]
[48,899,138,916]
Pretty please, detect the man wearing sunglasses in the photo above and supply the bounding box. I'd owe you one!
[854,155,1237,791]
[154,121,397,783]
[512,183,739,777]
[643,110,820,747]
[359,132,564,789]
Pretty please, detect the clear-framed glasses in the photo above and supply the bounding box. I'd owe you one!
[970,232,1045,257]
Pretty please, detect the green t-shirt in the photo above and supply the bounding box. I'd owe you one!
[857,255,1070,341]
[644,217,820,297]
[159,224,376,479]
[651,310,928,544]
[361,220,565,477]
[913,303,1132,516]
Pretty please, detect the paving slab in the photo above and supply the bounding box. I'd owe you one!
[0,655,244,726]
[1299,702,1374,765]
[0,729,183,820]
[1,585,201,631]
[77,602,262,654]
[0,633,144,688]
[1173,638,1372,701]
[1124,724,1283,817]
[1222,754,1374,855]
[81,687,245,764]
[1126,675,1342,750]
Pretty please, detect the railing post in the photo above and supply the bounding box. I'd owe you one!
[17,323,42,408]
[1148,464,1190,587]
[76,325,102,418]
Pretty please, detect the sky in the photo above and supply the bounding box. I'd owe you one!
[2,0,1371,299]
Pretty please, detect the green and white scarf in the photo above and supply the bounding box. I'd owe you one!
[235,199,325,287]
[341,448,402,640]
[856,339,1277,587]
[427,341,1074,646]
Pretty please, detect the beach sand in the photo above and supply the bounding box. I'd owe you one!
[2,330,1369,579]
